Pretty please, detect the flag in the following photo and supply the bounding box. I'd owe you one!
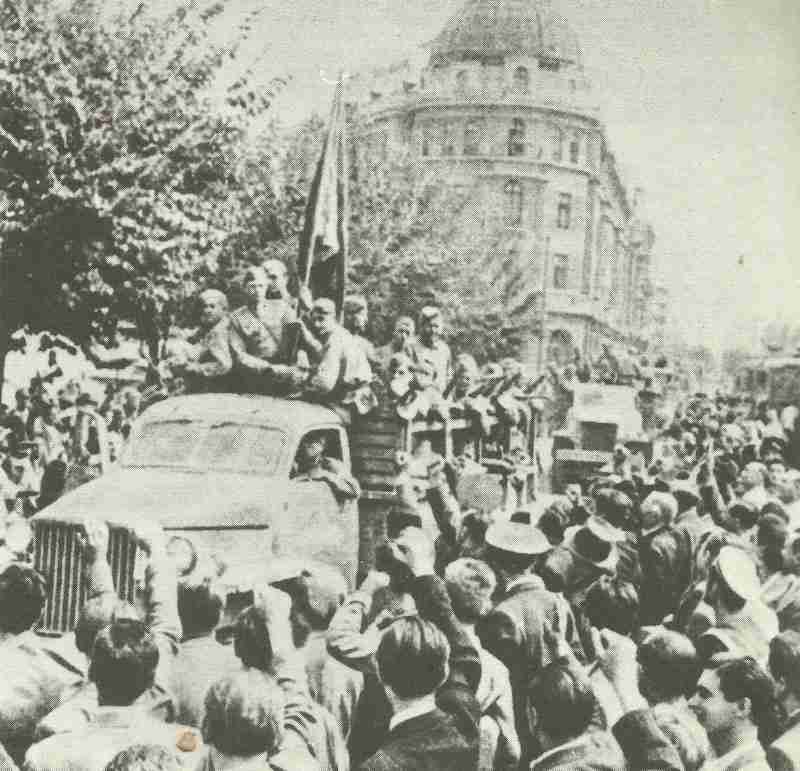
[297,78,349,319]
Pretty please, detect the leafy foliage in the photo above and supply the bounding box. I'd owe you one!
[0,0,284,364]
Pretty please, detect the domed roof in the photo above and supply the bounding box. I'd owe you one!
[431,0,581,64]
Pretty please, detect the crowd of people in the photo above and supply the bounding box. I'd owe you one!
[2,376,800,770]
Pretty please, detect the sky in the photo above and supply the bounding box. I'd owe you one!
[233,0,800,352]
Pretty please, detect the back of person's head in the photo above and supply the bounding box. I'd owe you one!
[638,630,702,702]
[104,745,182,771]
[768,630,800,699]
[376,616,449,699]
[714,656,777,734]
[75,594,139,656]
[757,513,789,574]
[727,501,759,534]
[594,489,634,530]
[203,669,285,757]
[89,618,159,706]
[280,566,347,647]
[178,578,223,640]
[652,704,710,771]
[444,558,496,624]
[0,563,47,634]
[582,577,639,638]
[234,605,272,671]
[527,659,596,746]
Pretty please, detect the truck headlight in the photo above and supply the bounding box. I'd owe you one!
[5,518,32,553]
[166,535,197,577]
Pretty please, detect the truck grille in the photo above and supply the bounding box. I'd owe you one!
[34,523,138,634]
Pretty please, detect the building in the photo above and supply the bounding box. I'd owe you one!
[348,0,657,368]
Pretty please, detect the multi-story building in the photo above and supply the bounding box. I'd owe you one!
[348,0,658,368]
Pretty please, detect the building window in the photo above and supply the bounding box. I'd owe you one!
[442,123,456,156]
[512,66,530,92]
[455,70,469,95]
[550,125,563,162]
[557,193,571,229]
[508,118,526,156]
[504,179,523,227]
[569,139,580,164]
[553,254,570,289]
[464,119,482,156]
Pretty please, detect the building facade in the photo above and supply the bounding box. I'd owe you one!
[348,0,658,368]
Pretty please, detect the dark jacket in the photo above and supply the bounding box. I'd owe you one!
[639,526,689,626]
[530,729,626,770]
[357,575,481,771]
[478,575,583,763]
[612,709,683,771]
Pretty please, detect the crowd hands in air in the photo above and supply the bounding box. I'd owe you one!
[4,260,800,769]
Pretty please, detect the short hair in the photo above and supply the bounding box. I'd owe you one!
[0,563,47,634]
[203,669,285,756]
[178,578,223,639]
[638,630,702,700]
[376,616,449,699]
[233,605,272,671]
[281,566,347,647]
[89,619,159,706]
[643,492,679,528]
[728,501,759,532]
[527,660,596,744]
[198,289,228,310]
[594,489,634,530]
[75,594,138,656]
[757,514,789,574]
[444,558,496,624]
[761,500,788,522]
[104,745,182,771]
[769,630,800,695]
[713,656,777,733]
[582,577,640,637]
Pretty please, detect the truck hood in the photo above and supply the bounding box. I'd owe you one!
[32,468,283,529]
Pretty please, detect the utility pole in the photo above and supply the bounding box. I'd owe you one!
[537,236,551,373]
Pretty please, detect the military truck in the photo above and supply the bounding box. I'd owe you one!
[551,383,652,491]
[30,392,533,635]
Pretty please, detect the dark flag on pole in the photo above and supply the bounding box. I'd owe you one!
[297,78,349,319]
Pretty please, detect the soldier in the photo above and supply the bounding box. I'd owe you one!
[376,317,416,375]
[343,295,377,365]
[228,264,302,393]
[291,429,360,501]
[299,298,373,415]
[412,306,452,392]
[172,289,233,392]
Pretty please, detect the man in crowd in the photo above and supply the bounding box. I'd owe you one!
[344,296,377,366]
[376,317,416,375]
[768,629,800,770]
[688,656,775,771]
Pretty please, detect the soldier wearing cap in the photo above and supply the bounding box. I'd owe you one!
[228,263,302,393]
[376,317,416,376]
[412,306,452,392]
[297,298,373,414]
[343,295,377,366]
[172,289,233,392]
[478,513,584,765]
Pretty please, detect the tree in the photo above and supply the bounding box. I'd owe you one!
[0,0,284,381]
[269,112,544,363]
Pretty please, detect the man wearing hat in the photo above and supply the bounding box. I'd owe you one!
[376,317,416,376]
[343,295,377,367]
[542,515,624,606]
[412,306,452,392]
[478,514,584,765]
[172,289,233,392]
[298,298,373,413]
[228,263,302,393]
[700,546,778,667]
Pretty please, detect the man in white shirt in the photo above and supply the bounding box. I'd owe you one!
[688,656,774,771]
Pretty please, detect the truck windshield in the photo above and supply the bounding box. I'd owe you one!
[122,420,287,474]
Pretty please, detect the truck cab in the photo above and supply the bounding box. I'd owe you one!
[31,394,358,635]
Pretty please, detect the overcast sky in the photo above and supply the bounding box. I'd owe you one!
[240,0,800,352]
